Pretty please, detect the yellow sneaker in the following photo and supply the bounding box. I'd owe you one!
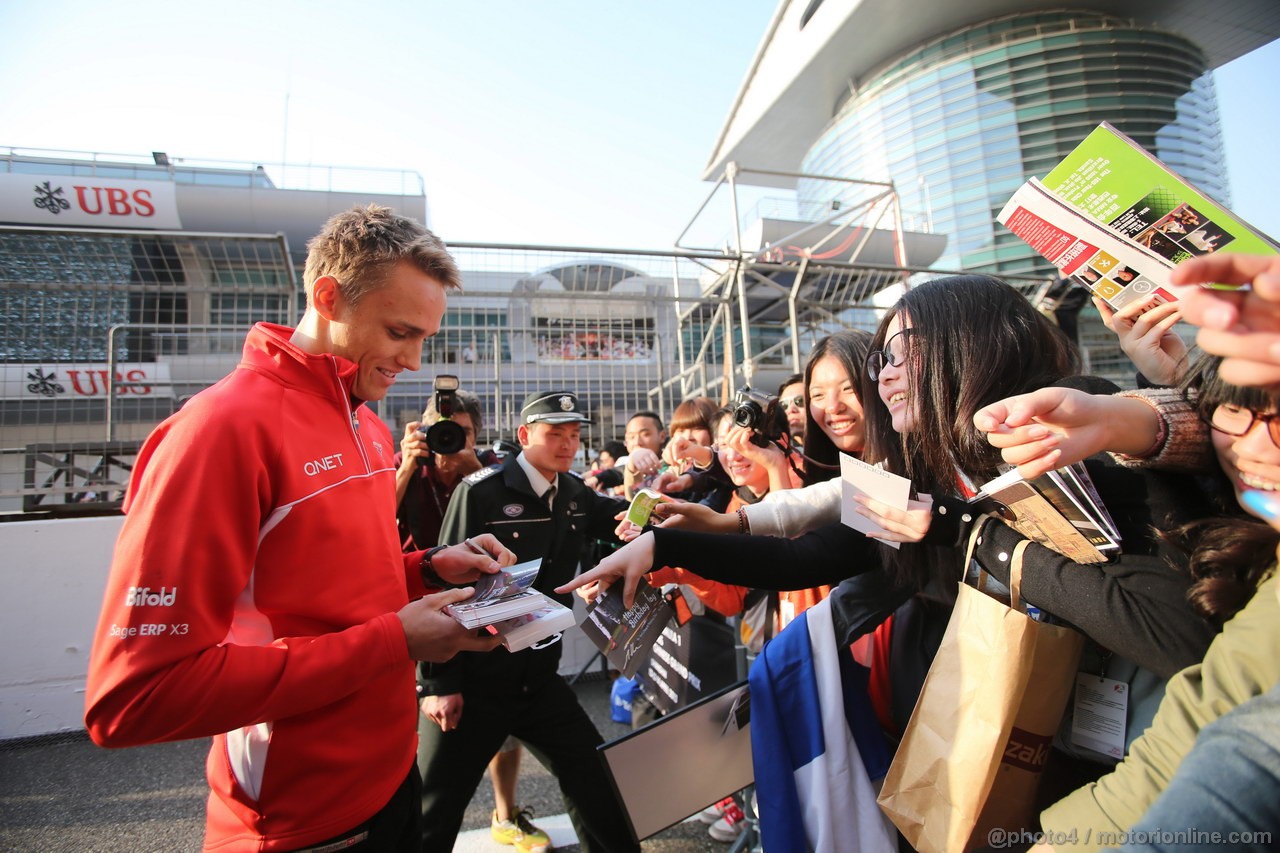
[490,807,552,853]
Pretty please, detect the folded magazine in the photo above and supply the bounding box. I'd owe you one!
[998,122,1277,310]
[970,462,1120,564]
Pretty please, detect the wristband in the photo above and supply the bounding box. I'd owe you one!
[419,546,449,588]
[737,506,751,535]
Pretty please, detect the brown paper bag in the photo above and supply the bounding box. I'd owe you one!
[876,538,1084,852]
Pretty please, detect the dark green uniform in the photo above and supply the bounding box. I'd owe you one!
[418,453,637,852]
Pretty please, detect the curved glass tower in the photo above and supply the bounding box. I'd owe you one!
[798,11,1229,275]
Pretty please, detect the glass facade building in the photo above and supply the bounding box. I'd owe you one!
[798,11,1228,275]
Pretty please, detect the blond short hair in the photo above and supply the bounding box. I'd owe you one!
[303,204,461,306]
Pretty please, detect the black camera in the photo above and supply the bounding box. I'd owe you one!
[731,386,787,447]
[420,374,468,457]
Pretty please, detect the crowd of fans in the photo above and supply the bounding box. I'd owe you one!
[558,254,1280,851]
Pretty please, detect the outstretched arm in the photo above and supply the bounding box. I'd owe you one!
[556,522,879,608]
[973,387,1164,479]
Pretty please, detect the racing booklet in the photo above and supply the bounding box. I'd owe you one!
[580,576,674,679]
[444,558,549,628]
[998,122,1277,310]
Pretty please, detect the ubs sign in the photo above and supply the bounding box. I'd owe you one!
[0,173,182,229]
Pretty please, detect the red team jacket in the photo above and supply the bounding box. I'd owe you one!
[85,323,432,851]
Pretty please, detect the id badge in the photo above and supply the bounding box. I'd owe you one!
[1070,673,1129,759]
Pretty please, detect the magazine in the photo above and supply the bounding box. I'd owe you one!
[998,122,1277,310]
[488,597,577,652]
[444,558,547,628]
[971,462,1120,565]
[580,577,674,679]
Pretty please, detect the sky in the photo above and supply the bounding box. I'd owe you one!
[2,0,1278,249]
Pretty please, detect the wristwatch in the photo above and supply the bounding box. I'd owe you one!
[419,545,449,588]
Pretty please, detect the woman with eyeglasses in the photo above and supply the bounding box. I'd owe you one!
[560,275,1219,738]
[973,353,1280,850]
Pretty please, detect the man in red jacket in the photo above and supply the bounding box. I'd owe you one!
[84,204,512,852]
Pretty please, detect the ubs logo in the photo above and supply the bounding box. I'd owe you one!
[33,182,70,215]
[31,181,156,217]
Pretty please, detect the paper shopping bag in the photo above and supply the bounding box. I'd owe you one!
[876,542,1083,852]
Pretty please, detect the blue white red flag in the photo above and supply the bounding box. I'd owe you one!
[748,596,896,853]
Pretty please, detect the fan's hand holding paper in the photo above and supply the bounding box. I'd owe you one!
[840,454,913,550]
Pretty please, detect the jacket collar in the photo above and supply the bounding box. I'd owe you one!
[239,322,360,403]
[502,453,550,502]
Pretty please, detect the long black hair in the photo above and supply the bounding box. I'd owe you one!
[1167,354,1279,625]
[801,329,874,484]
[860,275,1079,588]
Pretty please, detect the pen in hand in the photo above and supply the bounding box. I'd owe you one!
[463,537,506,577]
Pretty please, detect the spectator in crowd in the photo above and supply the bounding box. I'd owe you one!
[657,396,731,500]
[418,391,639,853]
[975,354,1280,851]
[83,204,511,852]
[583,439,627,495]
[622,409,667,498]
[652,328,871,534]
[777,373,807,447]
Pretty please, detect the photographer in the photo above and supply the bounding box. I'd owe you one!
[394,384,498,550]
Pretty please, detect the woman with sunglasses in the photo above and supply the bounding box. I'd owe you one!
[777,373,807,448]
[561,275,1218,737]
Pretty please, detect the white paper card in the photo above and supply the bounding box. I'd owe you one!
[839,453,913,550]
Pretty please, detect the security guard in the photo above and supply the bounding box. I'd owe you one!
[418,390,638,853]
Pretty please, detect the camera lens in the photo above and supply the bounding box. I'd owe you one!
[732,401,761,430]
[425,420,467,456]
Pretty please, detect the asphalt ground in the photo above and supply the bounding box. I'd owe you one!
[0,677,751,852]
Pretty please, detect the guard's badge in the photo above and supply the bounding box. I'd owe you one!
[569,501,578,510]
[502,503,524,517]
[464,465,501,486]
[559,395,574,411]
